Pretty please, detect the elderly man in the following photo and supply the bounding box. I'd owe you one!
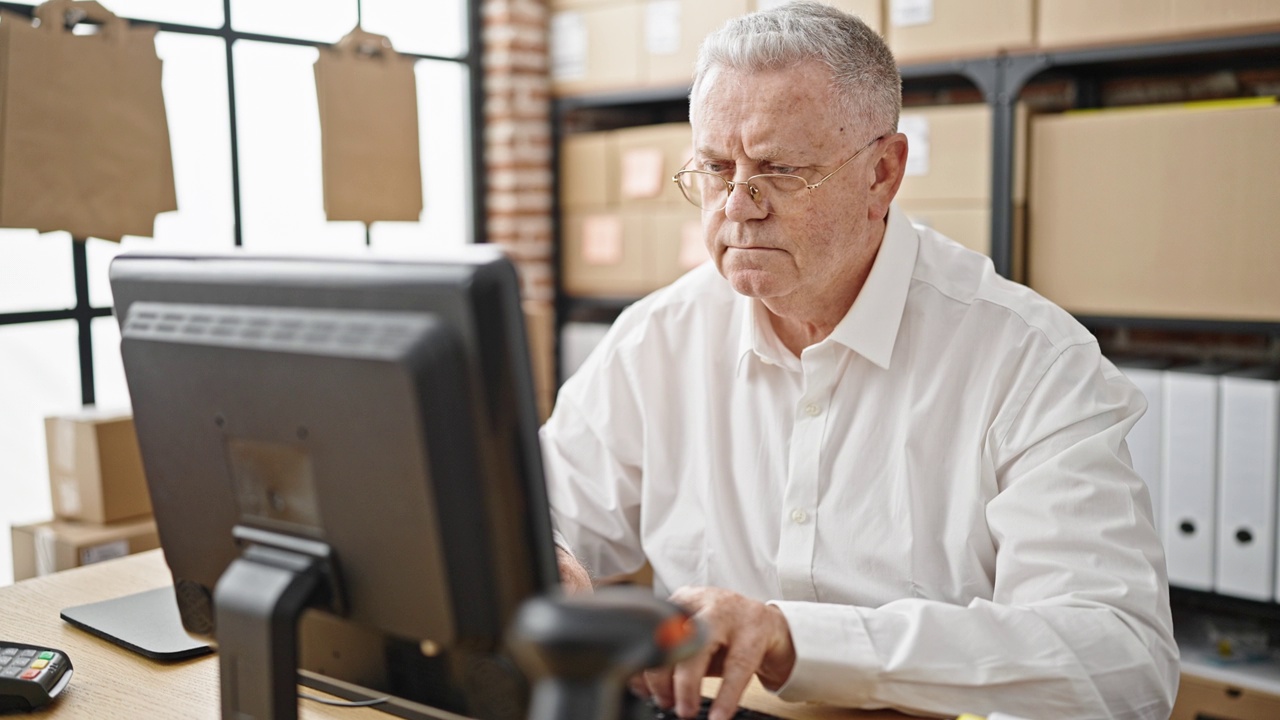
[541,3,1178,719]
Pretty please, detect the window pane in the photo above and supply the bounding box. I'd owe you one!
[234,41,365,254]
[104,0,224,27]
[0,321,80,585]
[0,231,74,313]
[87,31,236,307]
[363,0,466,58]
[92,316,130,412]
[230,0,357,43]
[371,60,471,253]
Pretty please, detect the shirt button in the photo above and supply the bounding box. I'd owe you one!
[804,403,821,416]
[790,509,808,524]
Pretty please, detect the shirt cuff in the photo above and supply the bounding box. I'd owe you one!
[766,600,878,706]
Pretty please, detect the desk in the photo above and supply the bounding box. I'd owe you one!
[0,551,907,719]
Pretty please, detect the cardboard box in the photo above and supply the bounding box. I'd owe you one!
[45,409,152,524]
[563,205,705,297]
[751,0,883,35]
[11,517,160,582]
[1027,100,1280,321]
[550,0,618,8]
[1038,0,1175,48]
[898,200,1026,281]
[1172,0,1280,37]
[562,209,651,296]
[551,3,644,95]
[614,122,693,209]
[642,0,751,87]
[649,205,707,287]
[1172,672,1280,720]
[523,301,556,423]
[887,0,1034,63]
[560,131,616,210]
[1038,0,1280,49]
[896,103,1027,203]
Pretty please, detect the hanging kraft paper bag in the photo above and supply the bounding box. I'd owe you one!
[0,0,176,241]
[314,27,423,224]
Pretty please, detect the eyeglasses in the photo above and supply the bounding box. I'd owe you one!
[672,135,885,215]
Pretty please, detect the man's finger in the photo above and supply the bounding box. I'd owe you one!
[671,642,717,718]
[628,673,649,699]
[645,666,676,709]
[707,643,765,720]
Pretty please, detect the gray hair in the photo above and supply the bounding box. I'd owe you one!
[690,1,901,139]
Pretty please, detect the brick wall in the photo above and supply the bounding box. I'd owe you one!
[483,0,554,304]
[483,0,556,417]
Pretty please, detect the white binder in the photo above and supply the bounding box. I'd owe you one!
[1163,363,1233,591]
[1216,367,1280,601]
[1115,358,1171,537]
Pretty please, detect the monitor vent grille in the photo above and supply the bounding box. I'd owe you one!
[123,302,435,359]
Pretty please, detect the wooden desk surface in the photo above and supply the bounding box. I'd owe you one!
[0,551,907,719]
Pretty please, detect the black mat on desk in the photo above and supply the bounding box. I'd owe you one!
[60,586,213,661]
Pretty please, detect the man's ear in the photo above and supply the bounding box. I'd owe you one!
[867,132,908,221]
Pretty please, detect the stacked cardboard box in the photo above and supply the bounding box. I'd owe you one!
[895,103,1027,277]
[550,0,884,96]
[1038,0,1280,49]
[886,0,1034,63]
[561,123,707,297]
[1027,99,1280,321]
[10,409,158,582]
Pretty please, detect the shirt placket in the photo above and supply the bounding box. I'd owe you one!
[776,343,837,601]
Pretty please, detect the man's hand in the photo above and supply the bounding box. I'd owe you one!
[638,586,796,720]
[555,546,593,595]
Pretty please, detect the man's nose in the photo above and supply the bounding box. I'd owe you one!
[723,180,768,221]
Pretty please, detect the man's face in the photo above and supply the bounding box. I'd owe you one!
[691,63,885,306]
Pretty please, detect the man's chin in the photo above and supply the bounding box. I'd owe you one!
[722,267,786,299]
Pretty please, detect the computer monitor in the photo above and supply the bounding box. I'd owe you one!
[109,247,560,720]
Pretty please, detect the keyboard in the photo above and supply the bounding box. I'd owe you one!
[630,695,785,720]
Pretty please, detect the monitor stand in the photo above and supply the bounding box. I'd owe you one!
[60,586,212,661]
[214,527,340,720]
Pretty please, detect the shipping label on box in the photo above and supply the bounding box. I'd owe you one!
[613,122,693,208]
[550,11,588,82]
[11,517,160,582]
[890,0,934,28]
[563,210,652,296]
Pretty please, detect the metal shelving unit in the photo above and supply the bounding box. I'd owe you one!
[550,29,1280,363]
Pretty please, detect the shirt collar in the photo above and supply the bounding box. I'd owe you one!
[735,203,919,373]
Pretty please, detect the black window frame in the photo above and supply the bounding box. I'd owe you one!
[0,0,487,405]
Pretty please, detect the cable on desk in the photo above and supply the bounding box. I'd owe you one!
[299,692,391,708]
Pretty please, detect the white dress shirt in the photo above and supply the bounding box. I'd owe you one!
[540,205,1179,719]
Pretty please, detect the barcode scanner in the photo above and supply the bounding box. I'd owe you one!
[509,587,705,720]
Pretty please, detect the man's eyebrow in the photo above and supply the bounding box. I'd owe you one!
[692,146,793,162]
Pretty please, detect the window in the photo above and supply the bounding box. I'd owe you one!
[0,0,480,585]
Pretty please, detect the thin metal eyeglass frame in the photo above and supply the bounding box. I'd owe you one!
[672,134,886,214]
